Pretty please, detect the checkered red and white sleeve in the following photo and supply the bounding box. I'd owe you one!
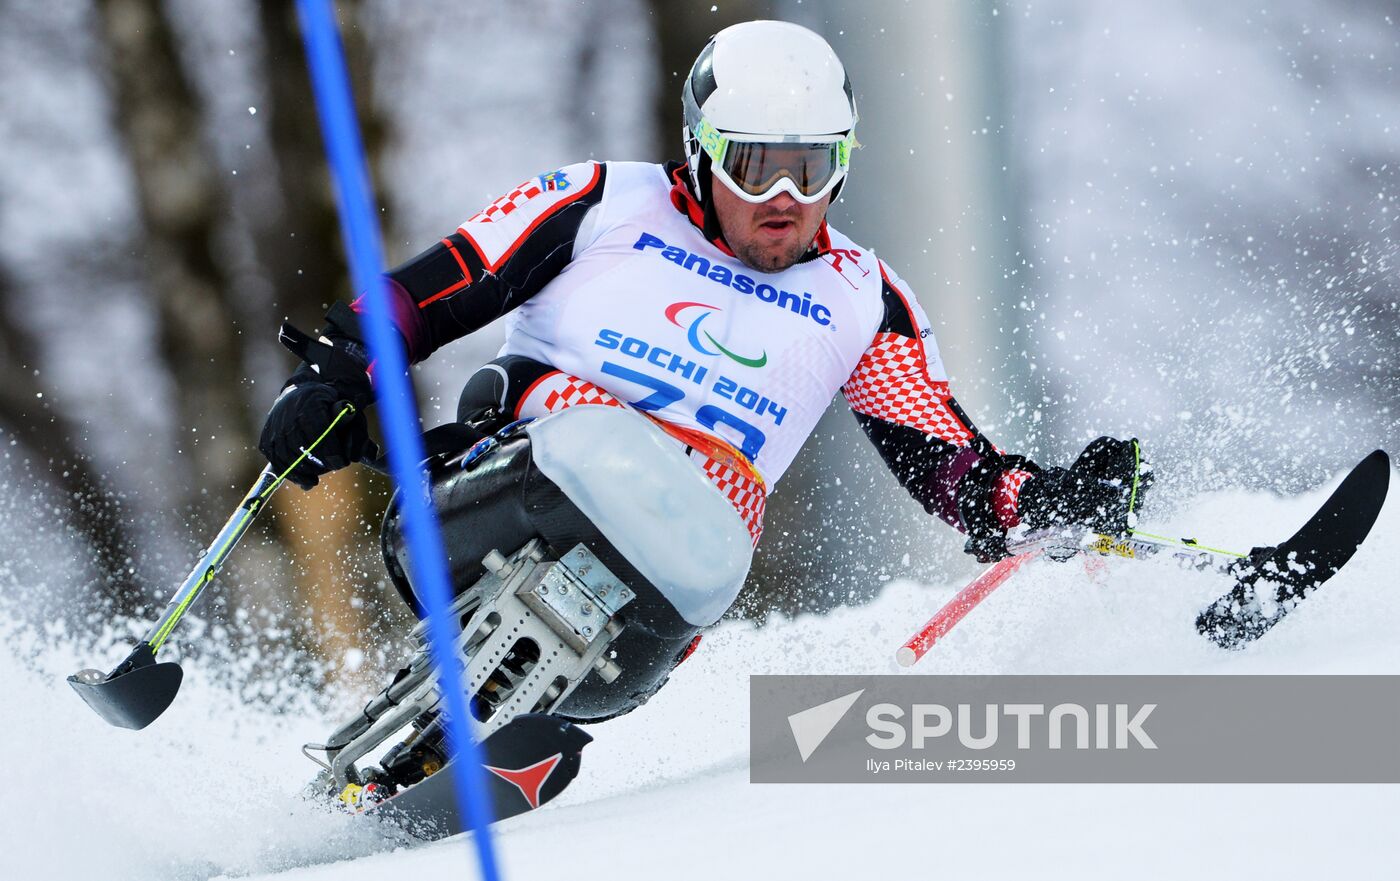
[841,261,973,445]
[841,332,975,446]
[843,262,1034,530]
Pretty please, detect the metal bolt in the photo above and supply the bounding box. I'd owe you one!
[593,655,622,683]
[580,603,593,616]
[557,583,569,595]
[578,565,591,576]
[582,625,594,638]
[536,584,548,596]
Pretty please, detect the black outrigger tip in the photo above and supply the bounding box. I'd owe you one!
[1197,449,1391,649]
[68,642,183,730]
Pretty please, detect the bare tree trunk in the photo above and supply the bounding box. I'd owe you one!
[256,0,391,667]
[256,0,390,325]
[256,0,346,327]
[0,263,144,612]
[97,0,259,522]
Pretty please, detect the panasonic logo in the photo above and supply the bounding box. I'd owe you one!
[632,232,832,327]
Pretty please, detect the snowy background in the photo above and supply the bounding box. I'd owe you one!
[3,474,1397,879]
[0,1,1396,878]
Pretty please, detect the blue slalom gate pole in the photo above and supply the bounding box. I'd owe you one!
[295,2,501,877]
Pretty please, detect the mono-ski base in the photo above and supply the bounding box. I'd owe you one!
[351,714,591,841]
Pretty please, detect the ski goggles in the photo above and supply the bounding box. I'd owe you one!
[693,116,856,204]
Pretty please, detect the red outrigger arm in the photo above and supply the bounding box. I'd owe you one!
[895,449,1390,664]
[895,552,1036,667]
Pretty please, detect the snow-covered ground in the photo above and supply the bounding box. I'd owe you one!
[3,460,1396,881]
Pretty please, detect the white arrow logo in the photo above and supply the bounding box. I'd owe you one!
[787,689,864,762]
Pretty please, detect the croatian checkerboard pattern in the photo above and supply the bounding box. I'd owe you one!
[993,468,1034,528]
[465,180,544,224]
[535,375,624,413]
[841,332,974,445]
[698,456,766,546]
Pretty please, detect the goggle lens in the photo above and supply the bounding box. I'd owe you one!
[721,141,843,200]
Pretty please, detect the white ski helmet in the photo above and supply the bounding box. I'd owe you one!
[682,20,858,207]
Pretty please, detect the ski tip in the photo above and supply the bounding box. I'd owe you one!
[895,646,917,668]
[1351,449,1390,501]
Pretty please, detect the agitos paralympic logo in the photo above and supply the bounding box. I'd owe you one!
[665,301,768,368]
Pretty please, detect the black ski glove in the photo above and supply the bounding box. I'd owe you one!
[957,451,1041,563]
[1017,436,1152,536]
[258,303,377,489]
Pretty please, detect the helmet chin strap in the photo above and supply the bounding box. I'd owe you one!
[696,153,726,244]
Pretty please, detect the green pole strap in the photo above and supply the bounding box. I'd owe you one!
[1127,439,1143,516]
[145,403,359,653]
[1120,440,1245,559]
[259,400,361,503]
[1127,529,1246,559]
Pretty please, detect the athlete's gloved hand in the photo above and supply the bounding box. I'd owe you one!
[258,304,377,489]
[957,451,1041,564]
[1017,436,1152,537]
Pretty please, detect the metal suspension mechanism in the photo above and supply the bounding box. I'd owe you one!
[305,539,634,793]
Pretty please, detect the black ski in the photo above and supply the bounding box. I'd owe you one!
[1195,449,1390,649]
[367,713,592,841]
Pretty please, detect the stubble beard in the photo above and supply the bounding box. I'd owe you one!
[731,235,810,274]
[709,179,829,273]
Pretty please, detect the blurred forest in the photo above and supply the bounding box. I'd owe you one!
[0,0,783,685]
[0,1,1395,688]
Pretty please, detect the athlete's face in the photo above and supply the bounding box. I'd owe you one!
[710,177,830,273]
